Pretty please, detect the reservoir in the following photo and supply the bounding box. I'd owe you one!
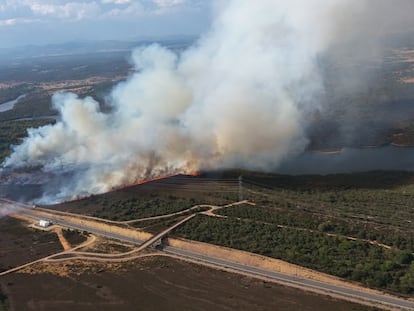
[277,145,414,175]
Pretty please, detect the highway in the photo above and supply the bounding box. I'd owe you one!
[19,208,147,246]
[163,246,414,310]
[7,202,414,310]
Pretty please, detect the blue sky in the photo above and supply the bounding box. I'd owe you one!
[0,0,212,48]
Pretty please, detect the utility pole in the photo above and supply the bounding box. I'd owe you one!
[238,175,243,201]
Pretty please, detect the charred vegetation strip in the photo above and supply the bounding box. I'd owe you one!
[0,286,7,311]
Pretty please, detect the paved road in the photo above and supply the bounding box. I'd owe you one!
[163,246,414,310]
[11,204,414,310]
[135,214,195,251]
[35,203,206,225]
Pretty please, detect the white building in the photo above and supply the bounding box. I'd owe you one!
[38,220,51,228]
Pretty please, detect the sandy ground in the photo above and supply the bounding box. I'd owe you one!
[53,228,71,251]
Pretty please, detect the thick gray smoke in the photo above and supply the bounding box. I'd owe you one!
[3,0,414,202]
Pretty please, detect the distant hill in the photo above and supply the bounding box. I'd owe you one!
[0,35,197,64]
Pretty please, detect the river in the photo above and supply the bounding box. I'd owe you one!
[0,94,26,112]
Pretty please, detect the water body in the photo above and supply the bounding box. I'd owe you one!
[277,145,414,175]
[0,94,26,112]
[2,146,414,203]
[11,115,60,122]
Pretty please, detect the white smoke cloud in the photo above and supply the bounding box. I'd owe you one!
[3,0,414,202]
[0,201,23,218]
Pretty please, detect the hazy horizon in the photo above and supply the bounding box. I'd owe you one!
[0,0,211,49]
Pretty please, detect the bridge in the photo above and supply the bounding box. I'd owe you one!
[136,213,195,251]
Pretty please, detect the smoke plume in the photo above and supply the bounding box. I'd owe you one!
[0,200,23,218]
[3,0,414,202]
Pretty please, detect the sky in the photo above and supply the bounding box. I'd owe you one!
[0,0,212,48]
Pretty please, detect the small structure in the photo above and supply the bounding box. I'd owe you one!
[38,220,51,228]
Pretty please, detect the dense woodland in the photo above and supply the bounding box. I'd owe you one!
[173,171,414,294]
[176,214,414,294]
[91,195,201,221]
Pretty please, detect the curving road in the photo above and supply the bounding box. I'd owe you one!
[4,199,414,310]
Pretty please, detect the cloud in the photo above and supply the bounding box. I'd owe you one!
[149,0,189,16]
[0,17,37,26]
[29,2,101,20]
[101,0,130,4]
[152,0,185,8]
[0,0,198,26]
[0,18,18,26]
[103,2,145,18]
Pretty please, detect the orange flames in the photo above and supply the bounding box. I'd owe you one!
[188,170,201,177]
[119,173,180,189]
[62,173,199,204]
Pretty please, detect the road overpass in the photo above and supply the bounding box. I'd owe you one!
[136,214,195,251]
[2,199,414,310]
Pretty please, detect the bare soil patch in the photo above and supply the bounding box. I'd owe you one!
[0,216,62,272]
[78,236,135,254]
[0,256,374,311]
